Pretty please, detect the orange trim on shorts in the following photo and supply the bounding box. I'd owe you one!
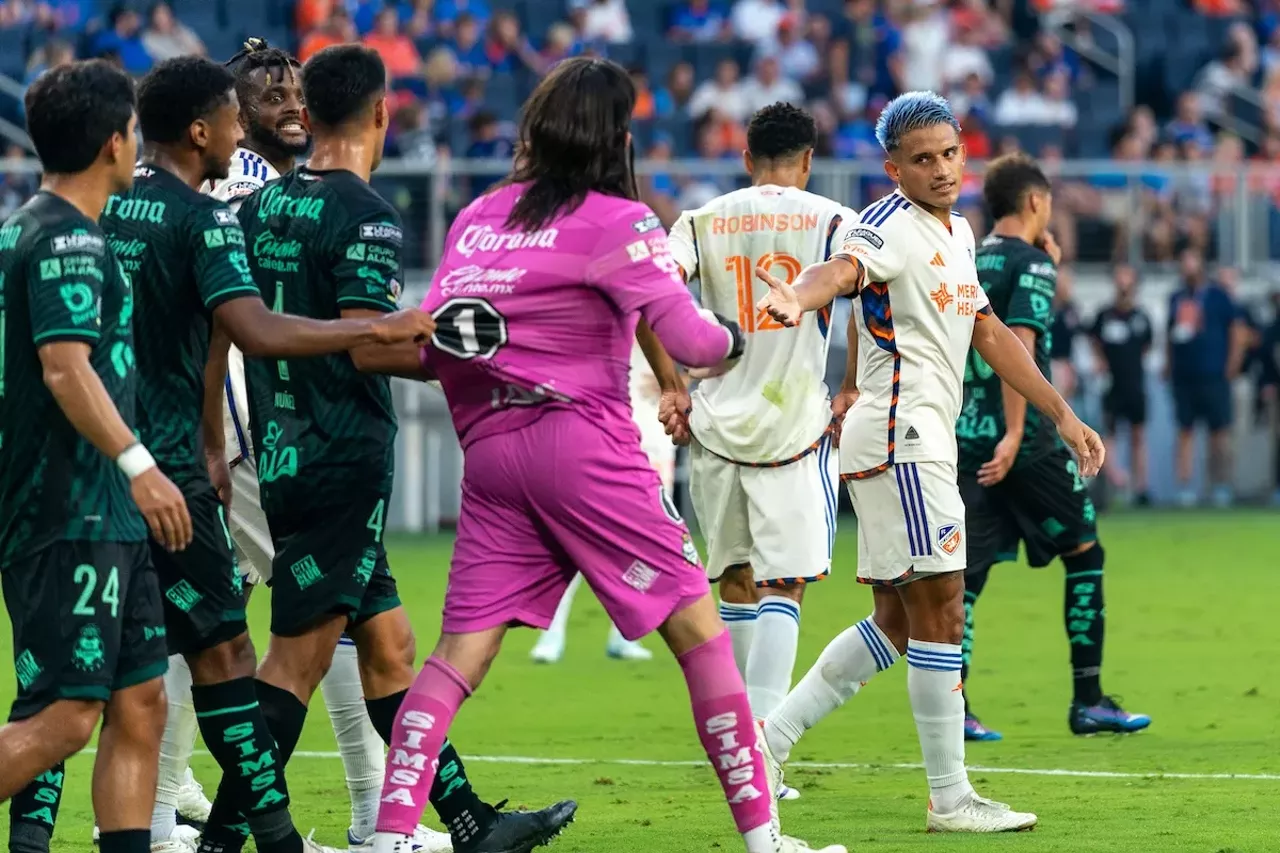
[693,420,836,469]
[856,566,916,587]
[756,568,831,590]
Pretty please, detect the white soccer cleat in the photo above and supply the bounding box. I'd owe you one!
[530,631,565,664]
[605,636,653,661]
[170,826,201,848]
[925,793,1037,833]
[754,721,782,829]
[177,767,212,825]
[93,825,101,844]
[303,831,349,853]
[366,832,419,853]
[776,782,801,801]
[350,825,453,853]
[772,828,846,852]
[151,841,197,853]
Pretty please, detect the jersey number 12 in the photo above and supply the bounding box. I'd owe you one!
[725,253,802,333]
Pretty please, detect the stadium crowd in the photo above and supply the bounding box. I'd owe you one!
[0,0,1278,508]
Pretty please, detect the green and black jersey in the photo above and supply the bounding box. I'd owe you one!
[236,167,404,519]
[0,191,146,564]
[957,234,1060,475]
[100,164,260,487]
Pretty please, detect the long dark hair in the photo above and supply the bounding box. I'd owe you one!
[504,57,638,232]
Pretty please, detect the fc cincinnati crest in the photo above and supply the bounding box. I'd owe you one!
[937,524,962,555]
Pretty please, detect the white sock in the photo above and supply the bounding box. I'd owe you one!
[320,638,383,839]
[606,622,628,647]
[546,573,584,636]
[765,617,900,763]
[154,654,196,840]
[742,823,775,853]
[906,639,972,813]
[718,601,758,677]
[746,596,801,719]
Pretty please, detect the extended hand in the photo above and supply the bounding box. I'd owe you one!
[754,265,802,327]
[373,309,437,345]
[977,433,1021,486]
[1056,413,1106,478]
[659,387,693,446]
[132,468,193,552]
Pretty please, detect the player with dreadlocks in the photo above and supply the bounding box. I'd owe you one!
[173,39,449,852]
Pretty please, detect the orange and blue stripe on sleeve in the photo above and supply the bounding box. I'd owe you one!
[846,280,899,477]
[975,304,993,321]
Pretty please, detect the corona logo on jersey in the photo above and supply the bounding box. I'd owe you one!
[936,523,963,555]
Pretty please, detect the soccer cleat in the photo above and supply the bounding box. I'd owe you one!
[455,799,577,853]
[963,713,1003,742]
[755,721,782,828]
[351,825,454,853]
[776,782,801,800]
[1069,696,1151,735]
[926,793,1037,833]
[176,767,212,827]
[605,637,653,661]
[304,831,352,853]
[766,824,847,852]
[529,632,565,664]
[151,841,197,853]
[171,826,201,848]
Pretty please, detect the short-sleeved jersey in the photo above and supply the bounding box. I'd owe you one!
[237,167,404,518]
[667,185,848,463]
[203,147,280,463]
[957,234,1057,474]
[0,192,147,564]
[102,164,260,486]
[421,183,712,450]
[835,190,991,477]
[1090,303,1151,389]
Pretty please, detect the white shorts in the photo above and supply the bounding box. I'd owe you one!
[635,400,676,495]
[230,459,274,585]
[690,433,837,587]
[846,461,966,585]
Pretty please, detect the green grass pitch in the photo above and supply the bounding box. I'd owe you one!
[4,511,1278,852]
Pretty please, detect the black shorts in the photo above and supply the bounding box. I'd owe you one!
[267,493,400,637]
[2,540,168,720]
[1103,383,1147,429]
[1172,378,1232,432]
[151,482,247,656]
[960,448,1099,571]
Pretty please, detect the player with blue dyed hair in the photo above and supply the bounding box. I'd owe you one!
[752,91,1104,834]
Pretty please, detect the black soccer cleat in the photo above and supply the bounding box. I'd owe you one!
[455,799,578,853]
[1069,695,1152,735]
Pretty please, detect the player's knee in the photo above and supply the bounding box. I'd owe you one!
[871,608,909,654]
[109,678,167,744]
[45,699,106,756]
[188,631,257,682]
[432,628,505,690]
[765,581,805,605]
[718,565,757,605]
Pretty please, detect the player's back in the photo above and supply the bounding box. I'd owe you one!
[237,167,406,515]
[102,164,258,486]
[0,192,145,563]
[422,182,686,447]
[670,185,846,463]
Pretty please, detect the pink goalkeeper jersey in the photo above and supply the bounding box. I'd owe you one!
[421,184,735,447]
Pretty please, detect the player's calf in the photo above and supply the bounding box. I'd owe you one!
[717,566,760,677]
[0,700,102,802]
[94,677,167,850]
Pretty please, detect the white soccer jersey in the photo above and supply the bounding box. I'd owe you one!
[203,147,281,464]
[668,184,849,464]
[837,189,991,477]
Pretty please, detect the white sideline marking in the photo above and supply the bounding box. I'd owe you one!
[263,750,1280,782]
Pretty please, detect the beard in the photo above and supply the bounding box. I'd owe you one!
[248,121,311,158]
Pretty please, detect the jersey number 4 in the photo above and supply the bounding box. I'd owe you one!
[725,253,802,333]
[433,298,509,360]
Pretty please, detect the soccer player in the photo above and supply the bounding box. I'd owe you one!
[372,57,844,853]
[527,340,664,663]
[182,38,432,851]
[100,55,438,853]
[755,92,1104,832]
[199,44,576,853]
[0,59,186,853]
[952,153,1151,740]
[1090,264,1152,507]
[661,103,843,798]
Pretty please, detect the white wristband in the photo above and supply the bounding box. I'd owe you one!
[116,443,157,479]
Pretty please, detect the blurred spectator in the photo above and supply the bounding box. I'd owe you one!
[92,5,153,74]
[23,38,74,86]
[365,7,422,78]
[457,75,487,119]
[401,0,437,39]
[1258,291,1280,504]
[831,0,903,99]
[834,103,878,160]
[1194,0,1247,13]
[630,66,656,120]
[1166,247,1248,507]
[300,8,356,62]
[485,11,538,74]
[387,101,440,170]
[1165,91,1213,149]
[642,133,680,224]
[0,143,35,220]
[732,0,785,44]
[435,0,491,36]
[465,110,513,197]
[1090,263,1153,504]
[950,70,993,123]
[422,47,466,125]
[448,13,489,77]
[654,61,696,116]
[1263,23,1280,75]
[571,0,632,44]
[296,0,333,33]
[539,21,581,71]
[901,0,950,92]
[942,26,995,89]
[740,55,803,115]
[959,104,992,157]
[757,14,820,82]
[1172,138,1213,252]
[994,70,1050,124]
[43,0,95,32]
[1194,41,1253,121]
[141,1,205,61]
[1125,104,1159,151]
[352,0,382,34]
[669,0,731,43]
[1041,69,1077,127]
[1050,265,1082,400]
[689,58,748,121]
[679,119,736,208]
[1028,32,1080,85]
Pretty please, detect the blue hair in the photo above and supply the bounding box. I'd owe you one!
[874,91,961,153]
